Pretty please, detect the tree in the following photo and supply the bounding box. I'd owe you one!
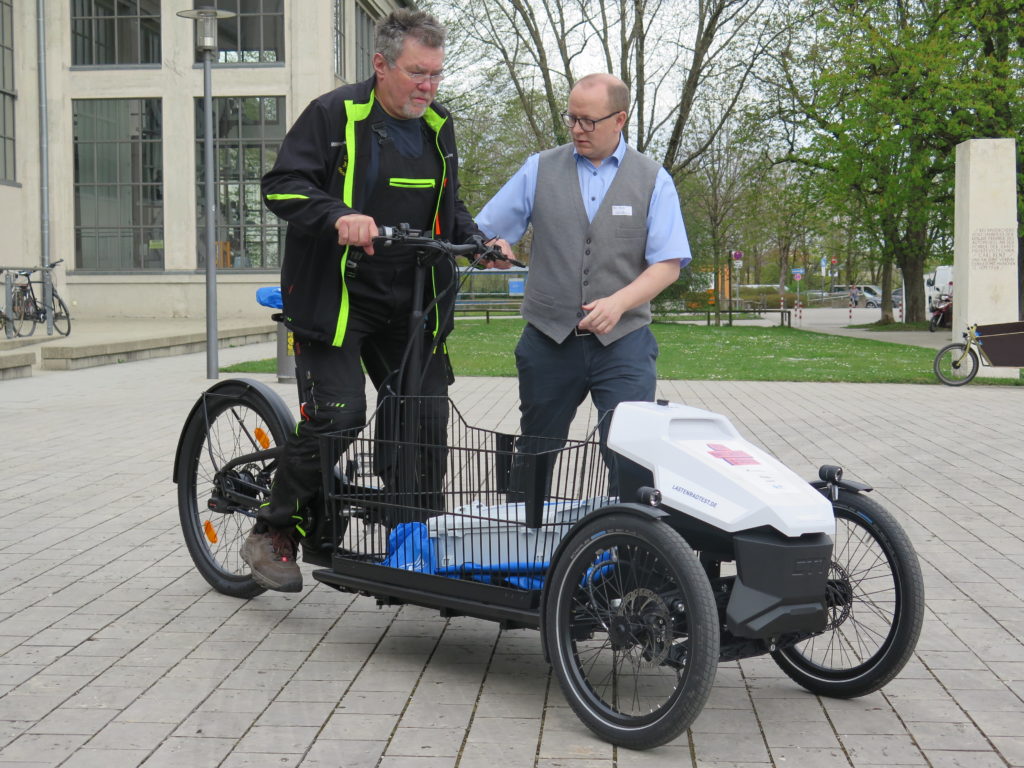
[766,0,1023,323]
[431,0,795,176]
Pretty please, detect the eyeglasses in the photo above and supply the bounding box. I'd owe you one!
[394,65,445,84]
[561,111,621,132]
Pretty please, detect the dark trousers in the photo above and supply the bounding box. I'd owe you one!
[513,323,658,496]
[260,260,449,530]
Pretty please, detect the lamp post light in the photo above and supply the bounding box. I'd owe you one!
[178,6,236,379]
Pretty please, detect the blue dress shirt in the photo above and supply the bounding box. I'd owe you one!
[476,136,691,267]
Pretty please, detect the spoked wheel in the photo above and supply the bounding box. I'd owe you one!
[771,490,924,698]
[934,343,979,386]
[12,291,35,337]
[175,379,294,598]
[50,295,71,336]
[543,511,719,750]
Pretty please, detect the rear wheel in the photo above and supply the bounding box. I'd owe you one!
[771,490,924,698]
[934,343,979,385]
[50,294,71,336]
[543,512,719,750]
[175,380,294,598]
[12,289,35,337]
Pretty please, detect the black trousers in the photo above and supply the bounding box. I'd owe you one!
[260,259,449,529]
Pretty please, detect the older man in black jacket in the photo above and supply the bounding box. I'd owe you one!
[244,9,498,591]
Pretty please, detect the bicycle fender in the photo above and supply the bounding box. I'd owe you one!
[809,479,873,496]
[539,502,669,663]
[172,378,294,482]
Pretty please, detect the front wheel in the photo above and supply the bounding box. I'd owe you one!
[50,294,71,336]
[543,511,719,750]
[175,379,294,598]
[929,314,940,332]
[934,343,979,386]
[771,490,924,698]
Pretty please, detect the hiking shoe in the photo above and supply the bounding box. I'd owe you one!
[241,527,302,592]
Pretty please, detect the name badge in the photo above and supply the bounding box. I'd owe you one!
[612,205,633,216]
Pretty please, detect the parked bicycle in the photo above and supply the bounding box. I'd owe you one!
[7,260,71,337]
[934,321,1024,385]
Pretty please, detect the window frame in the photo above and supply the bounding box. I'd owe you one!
[0,0,15,182]
[194,0,285,66]
[72,98,165,272]
[70,0,162,68]
[194,95,286,271]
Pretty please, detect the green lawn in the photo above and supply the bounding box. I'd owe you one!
[222,319,1021,385]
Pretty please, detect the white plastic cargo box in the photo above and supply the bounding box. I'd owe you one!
[428,497,612,571]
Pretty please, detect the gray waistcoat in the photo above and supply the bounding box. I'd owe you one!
[524,143,661,346]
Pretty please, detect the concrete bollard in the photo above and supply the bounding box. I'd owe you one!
[276,324,295,383]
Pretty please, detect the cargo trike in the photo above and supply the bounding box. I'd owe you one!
[174,228,924,750]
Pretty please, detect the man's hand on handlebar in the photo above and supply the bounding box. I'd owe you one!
[335,213,379,255]
[476,238,516,270]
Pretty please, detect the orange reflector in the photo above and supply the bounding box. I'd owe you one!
[254,428,271,449]
[203,520,218,544]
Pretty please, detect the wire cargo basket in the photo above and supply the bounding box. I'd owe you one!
[320,395,610,600]
[976,321,1024,367]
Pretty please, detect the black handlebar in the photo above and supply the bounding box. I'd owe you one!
[373,224,525,268]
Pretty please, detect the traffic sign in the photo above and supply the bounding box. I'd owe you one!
[794,273,803,281]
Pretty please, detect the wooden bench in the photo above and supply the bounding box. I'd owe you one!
[453,299,523,323]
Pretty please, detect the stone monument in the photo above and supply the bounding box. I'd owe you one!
[953,138,1020,379]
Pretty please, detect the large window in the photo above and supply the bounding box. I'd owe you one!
[195,96,286,270]
[0,0,14,182]
[354,3,374,81]
[73,99,164,271]
[71,0,161,66]
[334,0,345,80]
[197,0,284,64]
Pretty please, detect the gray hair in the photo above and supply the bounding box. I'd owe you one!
[375,9,446,65]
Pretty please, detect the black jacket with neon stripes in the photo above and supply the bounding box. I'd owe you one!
[262,76,482,346]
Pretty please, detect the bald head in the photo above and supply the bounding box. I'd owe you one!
[572,74,629,115]
[566,73,629,165]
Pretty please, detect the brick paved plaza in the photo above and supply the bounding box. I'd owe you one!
[0,338,1022,767]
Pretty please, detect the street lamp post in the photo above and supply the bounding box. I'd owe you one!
[178,6,236,379]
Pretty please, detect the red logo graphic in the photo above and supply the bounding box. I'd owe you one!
[707,443,760,466]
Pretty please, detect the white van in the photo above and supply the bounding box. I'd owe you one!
[925,266,953,311]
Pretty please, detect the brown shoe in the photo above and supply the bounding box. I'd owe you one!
[241,527,302,592]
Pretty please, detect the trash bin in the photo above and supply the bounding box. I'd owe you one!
[256,287,295,384]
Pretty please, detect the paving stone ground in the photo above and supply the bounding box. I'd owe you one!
[0,334,1022,767]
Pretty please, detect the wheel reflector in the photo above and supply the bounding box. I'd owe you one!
[254,428,271,449]
[203,520,218,543]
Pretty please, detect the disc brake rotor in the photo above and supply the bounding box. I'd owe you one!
[610,587,672,666]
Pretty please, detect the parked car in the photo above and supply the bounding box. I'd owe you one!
[828,284,883,306]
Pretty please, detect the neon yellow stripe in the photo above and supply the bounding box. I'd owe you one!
[332,94,376,348]
[423,107,448,339]
[266,193,310,200]
[389,178,436,188]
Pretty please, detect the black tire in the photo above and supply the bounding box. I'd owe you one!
[12,290,35,337]
[771,490,924,698]
[175,380,294,598]
[50,294,71,336]
[929,314,940,332]
[543,511,719,750]
[934,343,979,386]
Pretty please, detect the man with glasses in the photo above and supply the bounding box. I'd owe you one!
[476,73,691,495]
[248,9,506,591]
